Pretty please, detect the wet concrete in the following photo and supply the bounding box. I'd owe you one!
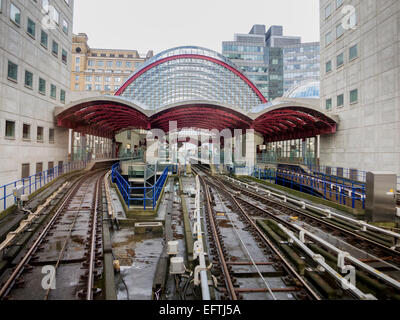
[111,227,163,300]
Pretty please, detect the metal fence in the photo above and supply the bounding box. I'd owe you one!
[111,163,170,210]
[252,167,366,210]
[0,160,89,212]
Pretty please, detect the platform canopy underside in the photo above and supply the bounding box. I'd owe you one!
[55,97,338,142]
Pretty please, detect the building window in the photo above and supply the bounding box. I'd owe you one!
[325,31,333,46]
[336,23,344,39]
[115,77,121,83]
[105,77,110,83]
[5,120,15,138]
[107,61,113,68]
[27,18,36,38]
[95,85,101,91]
[337,94,344,107]
[62,49,68,64]
[349,44,358,60]
[60,89,66,103]
[37,127,44,142]
[336,0,344,8]
[51,6,59,25]
[336,53,344,68]
[23,123,31,140]
[88,60,94,66]
[86,75,92,82]
[127,131,131,140]
[62,19,68,34]
[21,164,30,179]
[40,30,48,48]
[326,98,332,110]
[52,41,59,56]
[350,89,358,104]
[50,84,56,99]
[95,76,101,82]
[325,60,332,73]
[42,0,49,12]
[7,60,18,81]
[75,75,79,81]
[39,78,46,94]
[36,162,43,175]
[86,84,92,91]
[49,128,55,143]
[10,3,21,26]
[104,85,111,91]
[74,83,79,90]
[97,60,104,67]
[126,61,132,68]
[325,3,333,19]
[25,70,33,88]
[116,61,122,67]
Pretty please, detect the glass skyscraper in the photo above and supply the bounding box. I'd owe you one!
[222,25,320,100]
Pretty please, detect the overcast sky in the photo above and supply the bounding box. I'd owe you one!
[73,0,320,56]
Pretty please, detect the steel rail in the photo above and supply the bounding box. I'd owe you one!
[235,196,400,292]
[202,176,321,300]
[86,173,104,300]
[44,175,97,300]
[223,176,400,256]
[199,175,238,300]
[0,172,94,299]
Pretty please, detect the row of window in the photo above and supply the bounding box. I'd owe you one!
[325,0,344,19]
[79,69,132,75]
[3,1,70,64]
[7,60,66,102]
[84,84,119,92]
[91,52,137,59]
[84,75,123,83]
[21,161,65,180]
[5,120,55,143]
[86,59,141,68]
[325,43,358,73]
[325,89,358,110]
[324,0,356,47]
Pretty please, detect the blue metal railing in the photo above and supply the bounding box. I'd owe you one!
[0,160,89,212]
[252,167,366,210]
[111,163,172,210]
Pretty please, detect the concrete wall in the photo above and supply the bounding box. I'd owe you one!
[319,0,400,175]
[0,0,74,187]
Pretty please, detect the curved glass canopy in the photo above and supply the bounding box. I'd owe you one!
[284,81,320,99]
[116,46,267,111]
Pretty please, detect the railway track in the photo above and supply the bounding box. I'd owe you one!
[193,165,400,299]
[197,171,321,300]
[221,175,400,259]
[0,170,106,300]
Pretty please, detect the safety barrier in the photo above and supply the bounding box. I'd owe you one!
[252,167,365,209]
[0,160,89,212]
[111,163,171,210]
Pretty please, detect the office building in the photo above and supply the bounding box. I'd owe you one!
[0,0,74,187]
[319,0,400,175]
[71,33,153,96]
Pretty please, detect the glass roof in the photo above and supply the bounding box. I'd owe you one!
[284,81,320,99]
[117,46,266,111]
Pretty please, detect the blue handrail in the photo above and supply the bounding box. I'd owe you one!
[251,167,366,210]
[0,160,89,212]
[111,163,171,210]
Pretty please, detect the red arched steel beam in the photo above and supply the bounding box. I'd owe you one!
[115,54,268,104]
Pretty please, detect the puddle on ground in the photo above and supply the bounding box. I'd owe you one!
[111,227,164,300]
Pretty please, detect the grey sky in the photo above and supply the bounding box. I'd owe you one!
[73,0,320,55]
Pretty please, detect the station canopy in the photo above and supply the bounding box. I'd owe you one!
[56,46,338,142]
